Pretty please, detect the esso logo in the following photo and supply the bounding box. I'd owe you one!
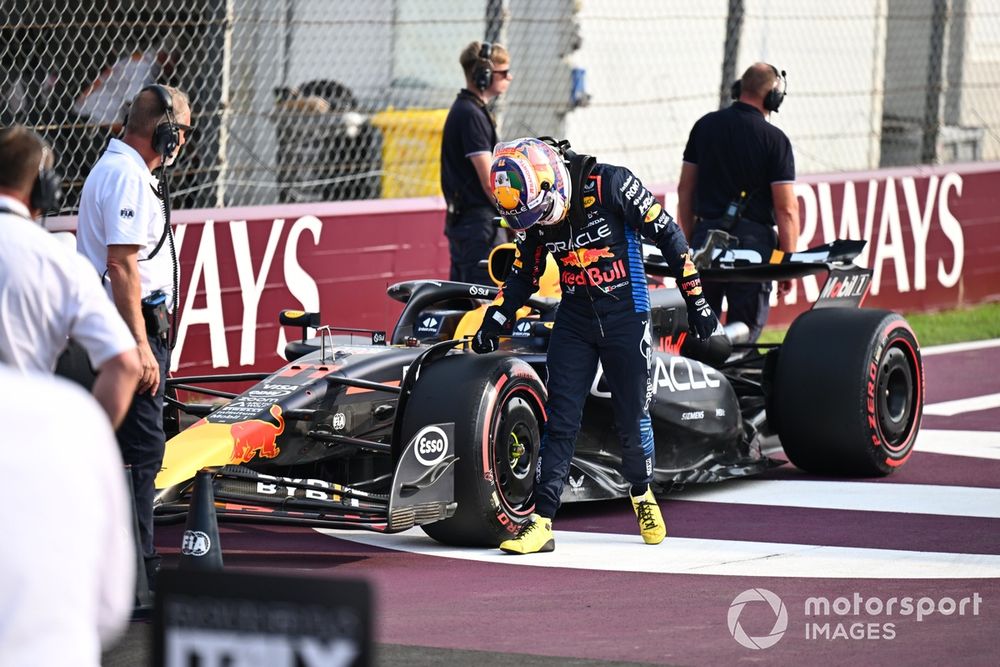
[413,425,449,466]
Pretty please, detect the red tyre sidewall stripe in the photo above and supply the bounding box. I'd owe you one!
[877,320,923,461]
[484,376,545,519]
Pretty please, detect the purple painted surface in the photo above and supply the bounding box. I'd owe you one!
[756,453,1000,490]
[923,346,1000,405]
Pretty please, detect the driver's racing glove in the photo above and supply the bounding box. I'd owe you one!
[471,306,508,354]
[678,271,719,342]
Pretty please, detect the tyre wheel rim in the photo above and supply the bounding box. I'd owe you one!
[492,392,539,514]
[878,345,916,451]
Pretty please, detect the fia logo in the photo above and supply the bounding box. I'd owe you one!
[181,530,211,557]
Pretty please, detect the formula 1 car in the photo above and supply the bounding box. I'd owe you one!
[154,234,924,547]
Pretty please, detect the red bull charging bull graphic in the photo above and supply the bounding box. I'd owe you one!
[230,404,285,463]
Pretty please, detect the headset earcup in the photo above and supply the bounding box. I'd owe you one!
[764,89,784,112]
[730,80,741,100]
[474,42,492,91]
[475,63,491,91]
[30,170,63,213]
[152,122,179,157]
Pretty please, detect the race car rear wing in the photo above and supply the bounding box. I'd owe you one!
[644,236,873,309]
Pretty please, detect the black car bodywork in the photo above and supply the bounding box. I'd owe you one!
[155,236,924,546]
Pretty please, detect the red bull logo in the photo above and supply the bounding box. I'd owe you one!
[561,259,627,286]
[230,405,285,463]
[561,246,615,268]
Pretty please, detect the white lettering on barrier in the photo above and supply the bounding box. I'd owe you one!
[872,177,910,295]
[276,215,323,360]
[937,173,964,288]
[170,215,322,371]
[172,220,228,370]
[782,173,966,306]
[902,176,937,291]
[232,219,285,365]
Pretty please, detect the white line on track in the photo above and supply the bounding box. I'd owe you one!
[921,338,1000,356]
[924,393,1000,416]
[314,527,1000,579]
[669,480,1000,518]
[915,429,1000,459]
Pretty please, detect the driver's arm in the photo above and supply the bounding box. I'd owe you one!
[487,228,547,325]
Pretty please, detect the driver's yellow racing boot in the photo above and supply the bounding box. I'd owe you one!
[630,487,666,544]
[499,513,554,554]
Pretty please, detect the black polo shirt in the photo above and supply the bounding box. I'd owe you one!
[440,89,497,211]
[682,101,795,226]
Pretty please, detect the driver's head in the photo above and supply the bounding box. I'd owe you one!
[489,137,571,231]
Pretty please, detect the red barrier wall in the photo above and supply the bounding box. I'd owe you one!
[48,162,999,377]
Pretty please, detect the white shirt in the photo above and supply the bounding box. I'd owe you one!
[77,138,174,309]
[0,195,136,372]
[0,368,135,666]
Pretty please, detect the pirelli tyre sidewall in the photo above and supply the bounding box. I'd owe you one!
[406,353,546,547]
[772,308,923,476]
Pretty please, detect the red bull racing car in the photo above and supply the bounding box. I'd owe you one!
[154,236,924,547]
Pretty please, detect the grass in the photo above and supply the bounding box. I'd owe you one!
[757,301,1000,347]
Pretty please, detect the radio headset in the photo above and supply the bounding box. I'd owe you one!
[0,128,63,220]
[141,84,182,350]
[473,42,493,91]
[31,145,64,215]
[730,65,787,112]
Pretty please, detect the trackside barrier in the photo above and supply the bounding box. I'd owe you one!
[45,161,1000,378]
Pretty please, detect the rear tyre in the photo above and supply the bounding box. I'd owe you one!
[401,354,546,546]
[771,308,923,476]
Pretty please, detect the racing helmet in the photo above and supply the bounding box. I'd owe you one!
[490,137,571,230]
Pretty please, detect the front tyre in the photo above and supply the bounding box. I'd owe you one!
[400,354,546,546]
[771,308,923,476]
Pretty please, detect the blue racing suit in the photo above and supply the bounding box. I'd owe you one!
[487,163,699,518]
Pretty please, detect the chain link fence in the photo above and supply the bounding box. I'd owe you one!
[3,0,999,212]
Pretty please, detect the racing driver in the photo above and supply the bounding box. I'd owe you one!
[472,137,718,554]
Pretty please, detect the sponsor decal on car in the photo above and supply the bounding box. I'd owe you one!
[412,425,449,466]
[653,356,721,393]
[332,412,347,431]
[255,474,352,504]
[230,405,285,463]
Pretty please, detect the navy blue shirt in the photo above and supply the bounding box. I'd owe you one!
[682,101,795,226]
[440,90,497,211]
[495,164,692,316]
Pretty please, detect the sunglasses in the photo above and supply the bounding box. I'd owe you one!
[493,69,512,79]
